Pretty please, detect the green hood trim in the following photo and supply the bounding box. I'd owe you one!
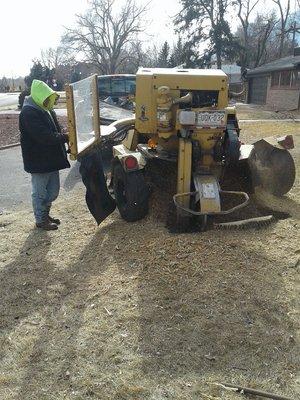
[31,80,59,110]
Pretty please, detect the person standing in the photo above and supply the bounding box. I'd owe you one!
[19,80,70,230]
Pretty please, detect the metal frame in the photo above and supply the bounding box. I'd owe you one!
[65,83,78,160]
[91,74,101,141]
[177,138,192,209]
[173,190,249,216]
[65,74,101,160]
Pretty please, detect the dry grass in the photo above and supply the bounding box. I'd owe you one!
[239,119,300,142]
[0,122,299,399]
[236,103,300,120]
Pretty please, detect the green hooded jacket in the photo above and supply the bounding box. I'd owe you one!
[31,79,59,111]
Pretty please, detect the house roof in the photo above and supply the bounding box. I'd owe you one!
[247,55,300,77]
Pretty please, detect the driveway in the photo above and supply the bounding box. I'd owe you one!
[0,145,113,213]
[0,146,82,211]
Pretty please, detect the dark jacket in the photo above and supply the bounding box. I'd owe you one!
[19,97,70,173]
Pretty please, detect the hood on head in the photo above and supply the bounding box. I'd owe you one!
[30,79,59,110]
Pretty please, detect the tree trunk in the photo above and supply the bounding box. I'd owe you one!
[216,50,222,69]
[279,37,284,58]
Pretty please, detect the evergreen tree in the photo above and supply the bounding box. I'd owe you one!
[175,0,240,68]
[20,61,56,108]
[157,41,171,67]
[0,77,9,92]
[24,61,55,88]
[169,38,185,67]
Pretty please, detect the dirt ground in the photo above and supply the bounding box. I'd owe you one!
[0,121,299,400]
[0,116,67,148]
[0,115,20,147]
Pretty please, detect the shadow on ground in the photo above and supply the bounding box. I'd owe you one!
[0,218,297,399]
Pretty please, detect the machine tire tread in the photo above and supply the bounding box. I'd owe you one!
[113,163,149,222]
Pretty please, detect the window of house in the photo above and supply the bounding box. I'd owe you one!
[271,71,280,87]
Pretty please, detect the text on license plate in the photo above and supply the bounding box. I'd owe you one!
[197,111,226,127]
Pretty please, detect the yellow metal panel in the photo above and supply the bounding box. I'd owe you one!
[217,88,228,108]
[154,75,227,92]
[197,175,221,213]
[177,138,192,208]
[135,73,156,133]
[65,84,77,160]
[135,67,229,136]
[91,74,101,140]
[137,67,226,78]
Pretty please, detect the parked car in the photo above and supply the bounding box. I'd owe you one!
[98,74,136,110]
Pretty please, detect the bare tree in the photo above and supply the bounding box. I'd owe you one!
[117,40,148,73]
[253,13,278,66]
[235,11,278,67]
[39,46,77,87]
[236,0,261,70]
[272,0,291,57]
[62,0,149,74]
[40,46,76,70]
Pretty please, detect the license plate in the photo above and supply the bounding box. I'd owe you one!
[196,111,226,127]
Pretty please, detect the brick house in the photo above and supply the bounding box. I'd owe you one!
[247,49,300,110]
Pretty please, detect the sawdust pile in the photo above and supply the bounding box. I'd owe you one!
[0,195,299,399]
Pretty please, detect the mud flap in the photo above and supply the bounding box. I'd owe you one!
[79,148,116,224]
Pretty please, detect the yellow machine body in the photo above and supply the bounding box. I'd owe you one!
[133,68,231,214]
[135,68,228,135]
[65,68,295,228]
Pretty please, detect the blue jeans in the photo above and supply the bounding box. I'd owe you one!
[31,171,60,223]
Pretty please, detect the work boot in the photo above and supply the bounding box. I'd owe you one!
[48,215,61,225]
[36,221,58,231]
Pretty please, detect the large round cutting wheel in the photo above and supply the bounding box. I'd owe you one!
[249,145,296,197]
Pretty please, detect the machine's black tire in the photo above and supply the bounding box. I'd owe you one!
[113,163,149,222]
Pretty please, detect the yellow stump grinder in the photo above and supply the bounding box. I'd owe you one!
[66,69,296,230]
